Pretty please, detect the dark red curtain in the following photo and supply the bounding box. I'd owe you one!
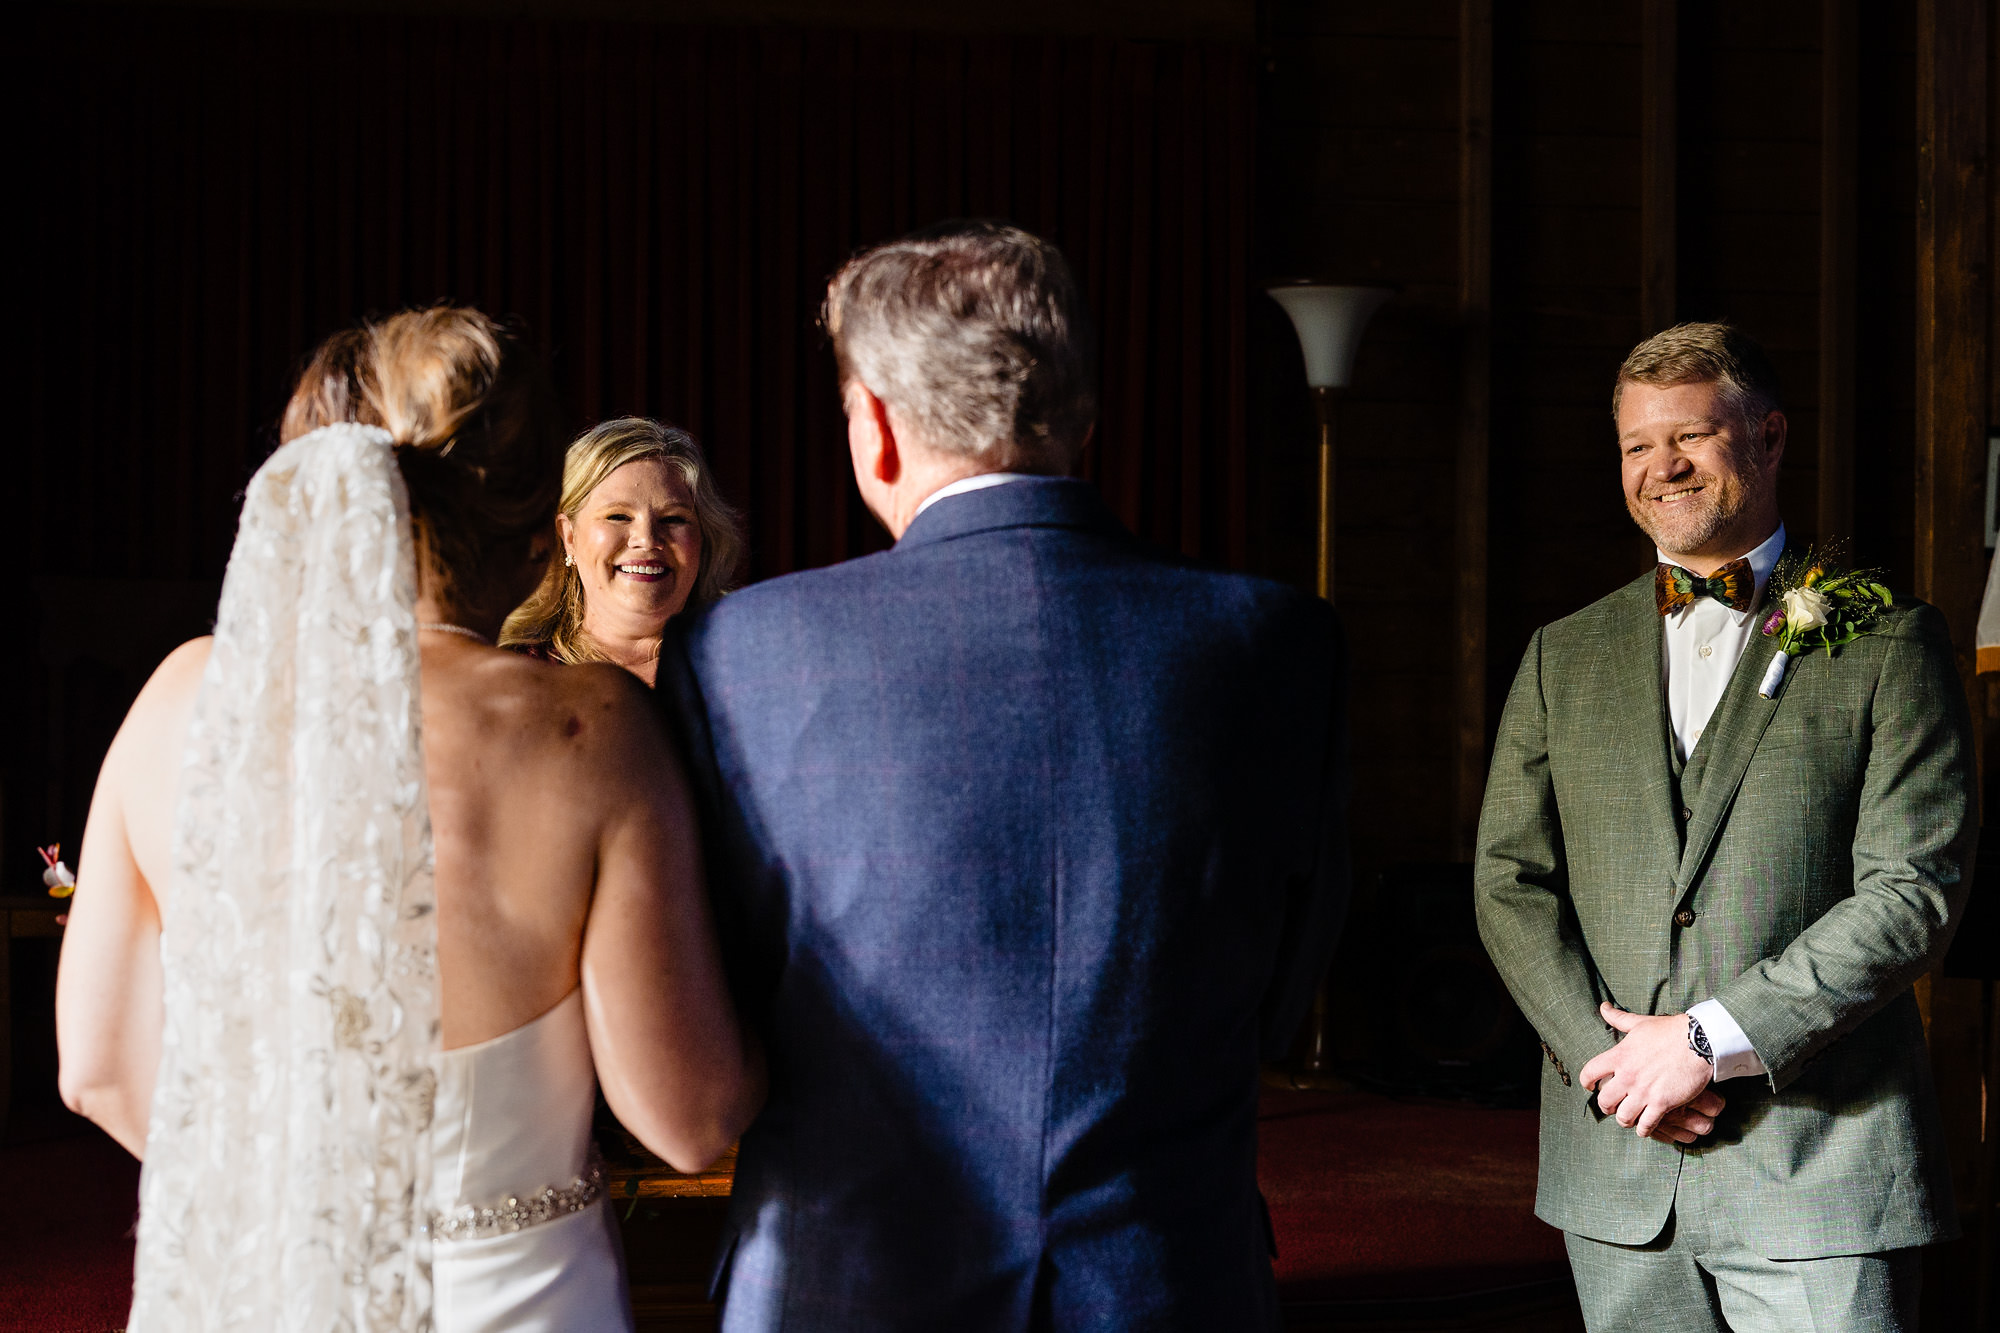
[10,5,1253,891]
[23,7,1253,586]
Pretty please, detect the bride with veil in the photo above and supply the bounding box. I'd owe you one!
[53,307,764,1331]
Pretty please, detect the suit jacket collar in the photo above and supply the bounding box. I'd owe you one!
[1605,570,1685,870]
[894,476,1125,550]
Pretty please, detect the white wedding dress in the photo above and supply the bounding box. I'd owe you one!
[130,424,631,1332]
[430,989,633,1333]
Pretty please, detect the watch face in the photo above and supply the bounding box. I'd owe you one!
[1687,1015,1714,1062]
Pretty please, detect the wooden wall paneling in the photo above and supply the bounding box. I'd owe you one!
[1818,0,1858,548]
[1677,0,1826,562]
[1453,0,1492,857]
[1486,14,1647,706]
[1856,39,1920,580]
[1641,0,1678,334]
[1913,0,1990,663]
[1975,7,2000,1327]
[1496,27,1648,608]
[1915,2,1992,1324]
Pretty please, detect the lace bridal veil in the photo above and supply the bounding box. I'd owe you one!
[130,423,441,1332]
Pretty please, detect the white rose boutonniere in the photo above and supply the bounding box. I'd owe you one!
[1780,586,1833,634]
[1758,546,1893,698]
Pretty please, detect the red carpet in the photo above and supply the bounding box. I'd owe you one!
[0,1128,138,1333]
[1,1091,1559,1326]
[1259,1085,1568,1302]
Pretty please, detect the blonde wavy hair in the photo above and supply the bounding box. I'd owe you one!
[500,417,744,662]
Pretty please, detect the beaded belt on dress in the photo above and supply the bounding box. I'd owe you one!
[430,1146,606,1244]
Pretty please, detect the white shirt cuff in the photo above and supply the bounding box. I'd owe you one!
[1688,998,1766,1081]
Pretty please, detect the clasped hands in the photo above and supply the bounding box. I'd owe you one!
[1577,1002,1725,1145]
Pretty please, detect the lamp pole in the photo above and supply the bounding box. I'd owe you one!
[1314,386,1336,601]
[1266,282,1391,605]
[1267,282,1392,1086]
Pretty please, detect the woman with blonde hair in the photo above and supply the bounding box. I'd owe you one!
[502,417,743,684]
[55,308,762,1332]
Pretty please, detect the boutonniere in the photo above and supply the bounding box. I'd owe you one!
[1756,546,1893,698]
[37,844,75,925]
[38,843,75,898]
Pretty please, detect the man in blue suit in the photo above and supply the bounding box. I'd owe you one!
[660,221,1349,1330]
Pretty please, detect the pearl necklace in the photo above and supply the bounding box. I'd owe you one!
[417,622,493,646]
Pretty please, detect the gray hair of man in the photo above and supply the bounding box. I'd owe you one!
[1611,321,1785,434]
[822,220,1098,474]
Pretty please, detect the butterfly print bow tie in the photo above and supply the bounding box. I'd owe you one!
[1656,558,1754,615]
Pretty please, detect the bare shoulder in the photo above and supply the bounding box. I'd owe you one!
[439,651,669,768]
[98,637,214,886]
[114,637,213,764]
[551,662,673,764]
[490,662,682,853]
[141,635,213,704]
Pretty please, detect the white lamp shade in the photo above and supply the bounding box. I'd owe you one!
[1266,284,1393,389]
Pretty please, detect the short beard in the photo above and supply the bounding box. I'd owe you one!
[1629,431,1772,558]
[1631,480,1736,556]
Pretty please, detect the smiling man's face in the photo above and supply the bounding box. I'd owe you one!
[1616,378,1785,571]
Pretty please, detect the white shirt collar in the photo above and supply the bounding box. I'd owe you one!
[1657,522,1787,620]
[911,472,1038,519]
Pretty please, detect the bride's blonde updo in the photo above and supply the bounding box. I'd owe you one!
[279,326,368,442]
[279,306,565,618]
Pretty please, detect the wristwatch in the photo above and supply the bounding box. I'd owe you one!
[1687,1014,1715,1069]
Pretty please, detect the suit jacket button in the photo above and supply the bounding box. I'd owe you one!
[1675,908,1696,927]
[1680,806,1692,821]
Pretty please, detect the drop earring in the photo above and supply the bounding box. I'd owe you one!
[564,552,574,567]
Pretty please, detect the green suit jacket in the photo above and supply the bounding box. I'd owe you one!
[1473,566,1976,1256]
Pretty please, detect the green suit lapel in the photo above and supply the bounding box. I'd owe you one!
[1606,574,1683,866]
[1675,627,1784,892]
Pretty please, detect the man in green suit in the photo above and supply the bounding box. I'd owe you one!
[1474,322,1976,1331]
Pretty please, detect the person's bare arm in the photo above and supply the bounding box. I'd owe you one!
[578,673,764,1172]
[56,638,209,1157]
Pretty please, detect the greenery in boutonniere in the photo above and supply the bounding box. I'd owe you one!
[1755,545,1894,698]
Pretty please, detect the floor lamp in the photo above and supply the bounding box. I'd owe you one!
[1266,281,1391,1084]
[1267,283,1393,600]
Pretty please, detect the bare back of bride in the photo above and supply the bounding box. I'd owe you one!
[54,308,763,1333]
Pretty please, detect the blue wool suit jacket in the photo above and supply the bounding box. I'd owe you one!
[658,477,1349,1332]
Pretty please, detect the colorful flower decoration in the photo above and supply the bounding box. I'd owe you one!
[1757,545,1894,698]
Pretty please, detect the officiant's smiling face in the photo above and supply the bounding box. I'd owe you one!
[1617,377,1785,569]
[557,458,704,633]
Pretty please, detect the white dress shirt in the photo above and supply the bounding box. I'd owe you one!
[1661,523,1786,1083]
[912,471,1037,519]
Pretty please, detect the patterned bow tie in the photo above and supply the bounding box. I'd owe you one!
[1656,558,1754,615]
